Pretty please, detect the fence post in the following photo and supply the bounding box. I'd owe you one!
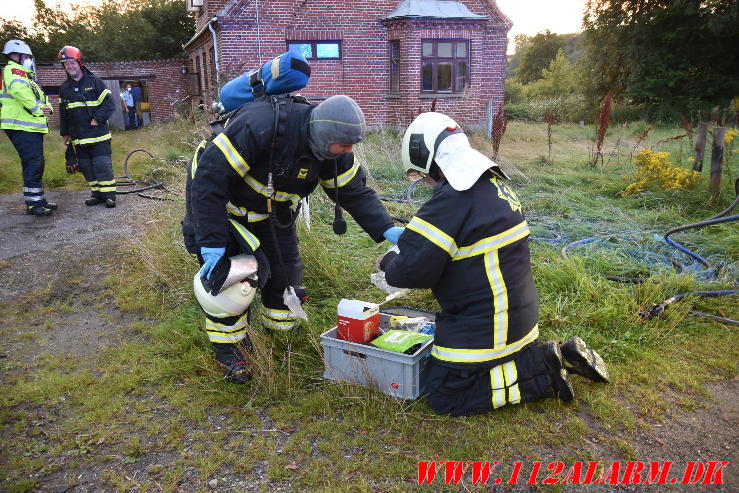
[709,127,725,194]
[693,122,708,171]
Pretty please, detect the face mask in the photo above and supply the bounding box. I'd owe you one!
[22,58,34,70]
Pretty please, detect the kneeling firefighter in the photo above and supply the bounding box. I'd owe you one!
[378,112,609,416]
[184,94,400,383]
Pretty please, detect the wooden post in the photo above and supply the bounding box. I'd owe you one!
[693,122,708,171]
[709,127,725,195]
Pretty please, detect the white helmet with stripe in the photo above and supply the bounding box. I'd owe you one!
[193,254,258,318]
[3,39,33,56]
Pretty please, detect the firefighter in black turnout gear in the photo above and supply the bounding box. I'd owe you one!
[58,45,117,208]
[184,95,397,383]
[378,112,610,416]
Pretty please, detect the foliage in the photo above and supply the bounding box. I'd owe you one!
[515,30,565,84]
[504,78,525,105]
[505,94,590,123]
[582,0,739,117]
[623,149,701,195]
[524,50,577,99]
[0,0,194,63]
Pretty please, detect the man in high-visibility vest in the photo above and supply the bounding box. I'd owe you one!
[1,39,56,216]
[58,45,117,208]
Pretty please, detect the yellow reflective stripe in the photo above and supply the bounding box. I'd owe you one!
[491,365,506,409]
[321,160,360,188]
[503,361,521,404]
[248,212,269,222]
[453,221,530,261]
[485,250,508,349]
[72,133,111,145]
[431,324,539,364]
[213,133,250,177]
[67,88,111,108]
[98,186,116,192]
[227,218,260,251]
[261,316,296,331]
[191,139,207,179]
[243,173,300,205]
[207,331,247,343]
[261,306,295,320]
[406,216,458,256]
[226,202,247,217]
[205,319,246,334]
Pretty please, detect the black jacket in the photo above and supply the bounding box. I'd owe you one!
[59,70,114,146]
[384,174,539,370]
[184,99,394,250]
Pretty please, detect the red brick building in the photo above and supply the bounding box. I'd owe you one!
[33,58,190,129]
[184,0,511,126]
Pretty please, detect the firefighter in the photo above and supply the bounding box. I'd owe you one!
[58,45,117,208]
[378,112,609,416]
[1,39,56,216]
[184,95,400,383]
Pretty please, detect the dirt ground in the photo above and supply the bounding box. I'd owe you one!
[0,190,736,492]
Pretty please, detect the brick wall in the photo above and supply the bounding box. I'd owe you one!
[34,58,189,126]
[191,0,510,126]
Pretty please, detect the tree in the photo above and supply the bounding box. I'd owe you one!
[583,0,739,116]
[515,30,564,84]
[1,0,194,63]
[525,50,576,99]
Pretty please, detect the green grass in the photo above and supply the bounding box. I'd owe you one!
[1,119,737,490]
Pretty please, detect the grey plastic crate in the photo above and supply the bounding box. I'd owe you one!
[320,317,434,400]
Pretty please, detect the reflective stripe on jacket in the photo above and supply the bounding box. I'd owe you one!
[59,71,114,146]
[0,61,49,133]
[384,175,539,370]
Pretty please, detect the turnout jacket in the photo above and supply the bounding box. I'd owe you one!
[0,60,49,133]
[59,70,114,146]
[184,99,394,251]
[384,174,539,370]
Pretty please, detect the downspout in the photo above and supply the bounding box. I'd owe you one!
[208,17,221,88]
[255,0,262,63]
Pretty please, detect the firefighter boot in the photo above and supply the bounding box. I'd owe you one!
[105,198,116,208]
[43,202,58,210]
[560,336,610,383]
[26,205,53,216]
[542,340,575,402]
[214,343,251,384]
[85,194,105,206]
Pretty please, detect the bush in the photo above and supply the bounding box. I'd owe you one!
[622,149,701,195]
[505,95,591,123]
[505,79,525,105]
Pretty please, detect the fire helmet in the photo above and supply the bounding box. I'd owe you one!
[3,39,33,57]
[193,254,259,318]
[401,112,509,191]
[58,45,84,66]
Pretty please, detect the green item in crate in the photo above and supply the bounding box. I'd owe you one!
[371,330,432,353]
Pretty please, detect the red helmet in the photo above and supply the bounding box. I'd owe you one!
[58,45,84,66]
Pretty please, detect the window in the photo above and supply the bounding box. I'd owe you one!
[421,39,469,93]
[389,41,400,94]
[287,41,341,60]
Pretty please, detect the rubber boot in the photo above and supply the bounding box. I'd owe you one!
[542,340,575,402]
[26,205,53,216]
[560,336,610,383]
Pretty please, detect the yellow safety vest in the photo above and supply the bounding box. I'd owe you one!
[0,60,49,133]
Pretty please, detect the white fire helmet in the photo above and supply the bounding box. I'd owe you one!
[3,39,33,57]
[193,254,258,318]
[401,112,509,191]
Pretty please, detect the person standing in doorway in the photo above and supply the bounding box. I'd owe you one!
[58,45,117,208]
[121,83,137,130]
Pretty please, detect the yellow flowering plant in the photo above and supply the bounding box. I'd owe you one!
[623,149,701,196]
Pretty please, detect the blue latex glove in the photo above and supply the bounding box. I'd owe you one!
[199,247,226,280]
[383,226,405,244]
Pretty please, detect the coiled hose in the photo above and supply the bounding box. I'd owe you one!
[115,149,176,201]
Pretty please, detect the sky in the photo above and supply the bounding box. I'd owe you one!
[3,0,587,54]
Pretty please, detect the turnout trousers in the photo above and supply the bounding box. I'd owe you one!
[4,129,49,207]
[74,140,116,199]
[425,340,555,417]
[200,214,304,363]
